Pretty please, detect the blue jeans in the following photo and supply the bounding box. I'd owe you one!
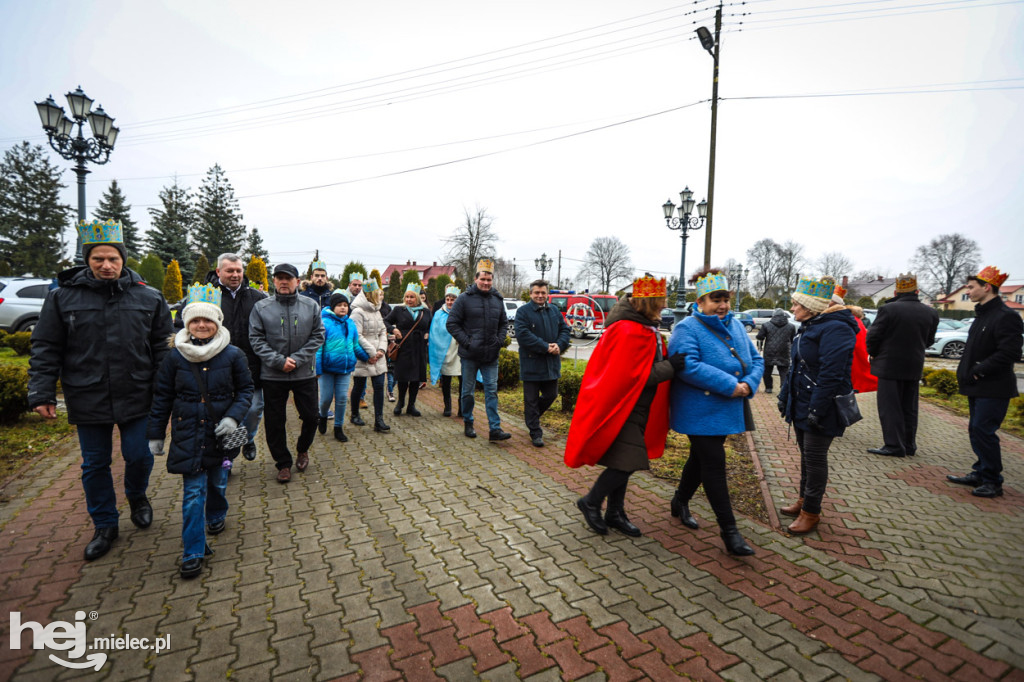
[968,396,1009,485]
[76,417,153,529]
[243,387,264,444]
[460,357,500,431]
[181,466,229,561]
[387,370,396,394]
[319,373,351,427]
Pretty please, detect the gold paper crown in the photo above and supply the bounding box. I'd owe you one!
[77,219,123,246]
[186,283,222,307]
[834,285,848,299]
[632,275,667,298]
[976,266,1008,288]
[895,273,917,293]
[476,258,494,274]
[310,259,327,272]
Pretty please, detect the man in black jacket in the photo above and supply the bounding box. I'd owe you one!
[301,259,333,309]
[515,280,571,447]
[28,220,173,561]
[865,274,939,457]
[447,259,510,441]
[946,266,1023,498]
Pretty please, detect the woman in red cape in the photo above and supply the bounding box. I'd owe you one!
[565,277,683,537]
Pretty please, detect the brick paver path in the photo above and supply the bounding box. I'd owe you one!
[2,386,1022,680]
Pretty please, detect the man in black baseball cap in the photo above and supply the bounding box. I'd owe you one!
[272,263,300,279]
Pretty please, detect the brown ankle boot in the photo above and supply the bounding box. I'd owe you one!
[780,498,804,517]
[787,510,820,535]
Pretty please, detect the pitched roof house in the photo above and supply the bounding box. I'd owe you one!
[380,261,457,286]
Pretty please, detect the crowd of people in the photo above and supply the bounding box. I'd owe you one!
[26,219,1022,577]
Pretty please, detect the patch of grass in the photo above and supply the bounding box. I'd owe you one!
[0,411,74,484]
[0,346,29,368]
[920,386,1024,439]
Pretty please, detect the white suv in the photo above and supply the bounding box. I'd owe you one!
[0,277,54,333]
[504,299,525,337]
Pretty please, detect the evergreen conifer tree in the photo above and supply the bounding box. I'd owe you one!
[246,256,268,291]
[243,226,269,262]
[194,164,245,262]
[368,268,383,287]
[163,260,184,303]
[94,179,140,258]
[138,253,165,289]
[386,270,403,303]
[339,261,367,289]
[193,252,211,285]
[146,178,195,283]
[0,142,71,277]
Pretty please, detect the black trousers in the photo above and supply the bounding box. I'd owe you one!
[762,364,789,392]
[676,435,736,528]
[262,378,319,470]
[351,374,385,417]
[396,381,420,408]
[794,428,833,515]
[583,468,633,511]
[439,375,461,414]
[876,378,920,454]
[523,379,559,438]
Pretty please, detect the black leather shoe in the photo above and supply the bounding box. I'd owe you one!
[180,557,203,579]
[947,472,982,486]
[207,519,226,535]
[867,447,905,457]
[334,426,348,442]
[374,416,391,433]
[128,496,153,529]
[393,404,404,416]
[351,413,365,426]
[576,497,608,535]
[489,429,511,442]
[317,416,327,435]
[84,527,118,561]
[242,442,257,461]
[531,436,544,447]
[720,526,755,556]
[605,508,642,537]
[406,406,421,417]
[443,405,452,417]
[971,482,1004,498]
[670,495,699,529]
[464,422,477,439]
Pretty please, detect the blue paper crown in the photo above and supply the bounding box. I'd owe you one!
[349,272,366,283]
[310,259,327,272]
[186,283,222,307]
[77,219,123,246]
[363,278,380,293]
[695,273,729,298]
[795,276,836,300]
[406,282,422,294]
[445,285,461,297]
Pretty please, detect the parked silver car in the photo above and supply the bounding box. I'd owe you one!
[0,277,53,333]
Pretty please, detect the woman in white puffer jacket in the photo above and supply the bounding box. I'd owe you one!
[349,281,390,432]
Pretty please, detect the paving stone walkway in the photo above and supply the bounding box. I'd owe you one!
[2,385,1022,681]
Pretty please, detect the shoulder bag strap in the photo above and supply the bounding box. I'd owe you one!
[393,310,423,352]
[694,316,747,374]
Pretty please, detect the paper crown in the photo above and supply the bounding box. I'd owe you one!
[444,285,461,297]
[834,285,848,299]
[348,272,365,283]
[476,258,494,274]
[362,278,380,293]
[695,272,730,298]
[186,283,222,308]
[406,282,422,294]
[795,276,836,300]
[310,260,327,272]
[895,273,917,293]
[78,219,123,246]
[632,275,667,298]
[976,266,1009,288]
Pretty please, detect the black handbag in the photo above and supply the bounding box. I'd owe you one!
[796,336,862,427]
[693,316,756,432]
[188,362,248,451]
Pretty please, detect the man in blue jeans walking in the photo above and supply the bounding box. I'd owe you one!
[446,259,510,441]
[28,220,172,561]
[947,266,1023,498]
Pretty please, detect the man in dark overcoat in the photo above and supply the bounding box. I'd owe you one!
[514,280,571,447]
[865,273,939,457]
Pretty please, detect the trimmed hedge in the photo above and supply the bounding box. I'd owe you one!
[0,364,30,424]
[929,369,959,397]
[4,332,32,356]
[496,349,520,390]
[559,361,587,413]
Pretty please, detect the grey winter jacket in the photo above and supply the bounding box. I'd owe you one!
[249,292,324,382]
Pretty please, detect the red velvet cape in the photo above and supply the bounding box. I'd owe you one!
[851,317,878,394]
[564,319,670,468]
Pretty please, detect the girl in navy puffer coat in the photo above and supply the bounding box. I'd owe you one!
[147,298,253,579]
[317,293,368,442]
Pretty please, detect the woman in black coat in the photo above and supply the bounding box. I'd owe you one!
[147,294,253,579]
[777,277,857,535]
[385,284,432,416]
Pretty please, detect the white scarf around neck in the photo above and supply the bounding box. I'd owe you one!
[174,326,230,363]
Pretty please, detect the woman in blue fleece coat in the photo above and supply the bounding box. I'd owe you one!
[317,292,368,442]
[668,269,763,557]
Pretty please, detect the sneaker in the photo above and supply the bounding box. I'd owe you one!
[242,442,257,461]
[489,429,511,442]
[359,399,368,409]
[387,392,396,402]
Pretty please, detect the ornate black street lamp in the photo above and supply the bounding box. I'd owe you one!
[534,253,553,281]
[35,86,119,265]
[662,186,707,324]
[730,264,749,306]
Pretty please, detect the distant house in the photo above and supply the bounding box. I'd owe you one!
[380,260,457,287]
[935,282,1024,319]
[844,276,896,305]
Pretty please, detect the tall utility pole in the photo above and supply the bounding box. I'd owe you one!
[556,249,562,289]
[698,5,722,270]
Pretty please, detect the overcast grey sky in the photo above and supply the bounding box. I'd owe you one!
[2,0,1022,288]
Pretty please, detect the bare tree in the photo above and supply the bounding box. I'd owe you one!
[817,251,854,281]
[579,236,633,293]
[443,205,499,281]
[490,256,521,297]
[777,240,805,293]
[746,239,785,297]
[910,233,981,296]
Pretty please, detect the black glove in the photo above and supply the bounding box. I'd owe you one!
[668,354,685,372]
[807,413,823,431]
[777,400,786,418]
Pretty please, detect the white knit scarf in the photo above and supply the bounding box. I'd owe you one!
[173,326,230,363]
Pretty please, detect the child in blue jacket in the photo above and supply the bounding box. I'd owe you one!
[317,292,368,441]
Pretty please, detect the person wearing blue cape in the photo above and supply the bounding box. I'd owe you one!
[429,285,464,417]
